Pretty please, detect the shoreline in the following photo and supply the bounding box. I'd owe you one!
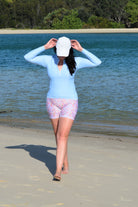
[0,124,138,143]
[0,117,138,138]
[0,28,138,34]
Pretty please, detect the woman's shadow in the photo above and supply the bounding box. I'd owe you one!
[5,144,56,175]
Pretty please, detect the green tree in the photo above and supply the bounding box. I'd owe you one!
[78,6,91,22]
[87,15,125,28]
[65,0,83,9]
[125,0,138,27]
[92,0,128,23]
[43,8,83,29]
[45,0,67,13]
[43,8,69,29]
[0,0,13,28]
[0,0,48,28]
[0,0,137,29]
[53,10,83,29]
[13,0,41,28]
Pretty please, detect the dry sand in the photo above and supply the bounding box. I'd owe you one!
[0,28,138,34]
[0,125,138,207]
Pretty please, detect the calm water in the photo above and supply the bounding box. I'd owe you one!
[0,33,138,133]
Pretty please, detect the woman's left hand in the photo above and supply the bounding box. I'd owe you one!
[71,39,83,52]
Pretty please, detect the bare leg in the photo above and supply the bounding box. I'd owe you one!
[51,118,69,173]
[51,117,74,178]
[56,117,74,177]
[50,118,59,142]
[62,149,69,174]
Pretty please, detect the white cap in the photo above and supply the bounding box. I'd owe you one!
[56,37,71,57]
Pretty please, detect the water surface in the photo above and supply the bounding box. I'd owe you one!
[0,33,138,135]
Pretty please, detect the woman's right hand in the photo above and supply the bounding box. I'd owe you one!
[44,38,57,50]
[71,39,83,52]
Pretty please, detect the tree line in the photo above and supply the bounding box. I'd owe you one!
[0,0,137,29]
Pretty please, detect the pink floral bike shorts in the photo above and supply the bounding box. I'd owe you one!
[46,98,78,120]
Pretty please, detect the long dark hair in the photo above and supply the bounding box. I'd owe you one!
[54,47,76,76]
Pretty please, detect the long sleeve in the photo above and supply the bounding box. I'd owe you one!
[24,46,51,68]
[75,48,102,71]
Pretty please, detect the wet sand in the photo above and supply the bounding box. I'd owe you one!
[0,125,138,207]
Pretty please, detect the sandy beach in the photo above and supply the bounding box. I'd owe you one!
[0,28,138,34]
[0,125,138,207]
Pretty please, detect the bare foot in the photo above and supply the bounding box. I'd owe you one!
[62,168,69,174]
[53,173,61,181]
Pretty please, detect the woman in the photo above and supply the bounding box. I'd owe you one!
[24,36,101,181]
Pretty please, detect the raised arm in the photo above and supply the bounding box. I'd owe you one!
[24,38,57,67]
[71,39,102,70]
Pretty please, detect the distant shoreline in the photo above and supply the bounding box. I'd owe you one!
[0,28,138,34]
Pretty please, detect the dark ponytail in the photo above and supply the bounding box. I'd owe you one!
[65,48,76,75]
[54,47,76,76]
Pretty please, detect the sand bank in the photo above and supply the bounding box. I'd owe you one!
[0,28,138,34]
[0,125,138,207]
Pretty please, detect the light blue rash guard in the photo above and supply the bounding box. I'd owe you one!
[24,46,101,100]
